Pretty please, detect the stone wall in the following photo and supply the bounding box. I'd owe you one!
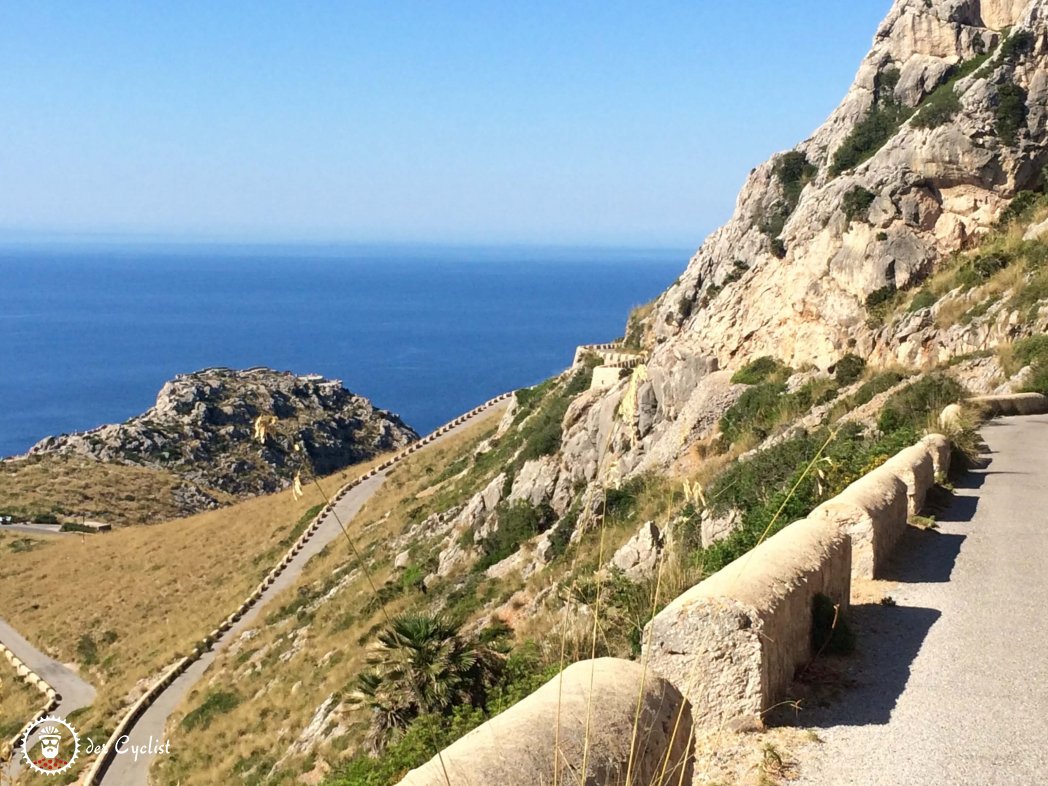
[397,658,694,786]
[642,517,852,729]
[0,642,59,766]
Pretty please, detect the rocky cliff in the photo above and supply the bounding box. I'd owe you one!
[403,0,1048,586]
[27,368,418,505]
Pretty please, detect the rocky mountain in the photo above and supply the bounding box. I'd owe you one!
[27,367,418,506]
[397,0,1048,584]
[138,4,1048,783]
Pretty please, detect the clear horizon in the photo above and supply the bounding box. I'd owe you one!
[1,2,889,247]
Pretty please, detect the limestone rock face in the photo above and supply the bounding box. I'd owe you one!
[561,0,1048,486]
[27,367,417,505]
[610,520,664,580]
[645,0,1045,372]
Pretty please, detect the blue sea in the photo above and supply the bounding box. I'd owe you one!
[0,244,685,458]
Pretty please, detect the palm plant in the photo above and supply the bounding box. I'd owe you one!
[350,612,503,753]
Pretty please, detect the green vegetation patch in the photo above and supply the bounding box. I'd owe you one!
[995,83,1028,145]
[842,186,875,223]
[182,689,241,731]
[731,356,793,385]
[830,98,911,175]
[1005,334,1048,395]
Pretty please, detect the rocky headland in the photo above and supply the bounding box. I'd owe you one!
[21,367,418,517]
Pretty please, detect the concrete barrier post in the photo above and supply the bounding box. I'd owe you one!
[643,517,851,729]
[397,658,693,786]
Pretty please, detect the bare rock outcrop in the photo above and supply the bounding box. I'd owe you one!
[27,367,417,505]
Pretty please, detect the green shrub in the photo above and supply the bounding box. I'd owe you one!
[773,151,817,210]
[475,500,554,571]
[1001,30,1035,62]
[719,383,788,444]
[759,202,790,243]
[912,87,961,128]
[1010,334,1048,395]
[996,190,1045,227]
[182,690,240,731]
[907,289,938,312]
[696,424,922,575]
[32,512,59,525]
[876,374,967,434]
[76,634,98,665]
[731,356,792,385]
[956,253,1010,289]
[911,50,992,129]
[851,370,907,407]
[830,101,912,175]
[995,83,1028,144]
[833,354,867,386]
[842,186,876,222]
[865,283,897,311]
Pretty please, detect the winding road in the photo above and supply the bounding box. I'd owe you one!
[0,617,96,780]
[792,415,1048,785]
[97,400,508,785]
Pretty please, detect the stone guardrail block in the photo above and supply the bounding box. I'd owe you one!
[920,433,951,479]
[810,467,908,579]
[970,392,1048,416]
[0,642,60,765]
[643,517,851,729]
[397,658,693,786]
[880,443,935,515]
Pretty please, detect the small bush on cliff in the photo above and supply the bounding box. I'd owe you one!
[475,500,555,571]
[695,424,921,575]
[731,356,792,385]
[1004,334,1048,395]
[182,689,241,731]
[995,83,1028,145]
[842,186,875,223]
[877,374,967,434]
[719,383,788,444]
[830,100,911,176]
[773,150,817,210]
[1000,30,1035,62]
[833,354,867,386]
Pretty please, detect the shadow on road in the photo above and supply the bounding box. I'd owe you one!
[773,603,942,729]
[883,529,965,583]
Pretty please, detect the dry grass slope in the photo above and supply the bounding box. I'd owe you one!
[0,455,234,526]
[152,411,504,786]
[0,451,393,783]
[0,650,40,747]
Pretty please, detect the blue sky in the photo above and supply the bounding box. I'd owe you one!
[0,2,889,247]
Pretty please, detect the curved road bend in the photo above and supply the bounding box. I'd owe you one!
[0,617,96,780]
[101,402,508,786]
[793,415,1048,786]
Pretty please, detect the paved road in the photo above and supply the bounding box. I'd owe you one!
[0,523,67,537]
[793,415,1048,785]
[100,402,507,786]
[0,617,97,779]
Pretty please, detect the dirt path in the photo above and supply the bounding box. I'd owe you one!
[792,415,1048,785]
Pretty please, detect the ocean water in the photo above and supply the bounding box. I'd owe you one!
[0,244,685,458]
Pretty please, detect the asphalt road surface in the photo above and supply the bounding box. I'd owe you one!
[793,415,1048,785]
